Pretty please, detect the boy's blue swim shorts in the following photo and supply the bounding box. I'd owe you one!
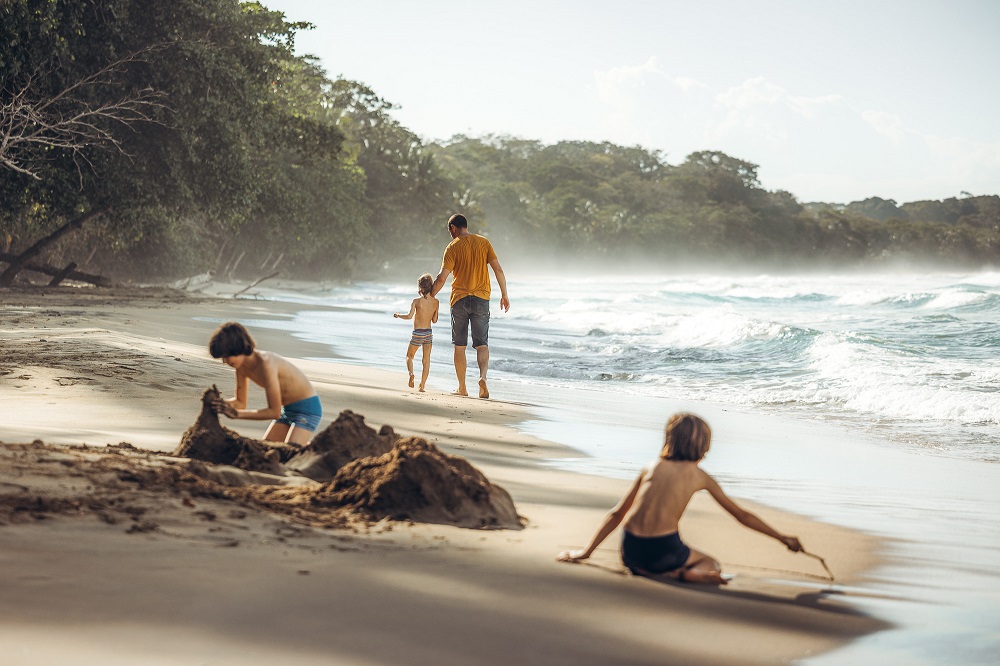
[275,395,323,432]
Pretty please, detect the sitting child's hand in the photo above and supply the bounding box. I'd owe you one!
[781,536,802,552]
[556,549,588,563]
[210,398,238,419]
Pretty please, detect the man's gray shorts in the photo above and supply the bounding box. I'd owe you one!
[451,295,490,347]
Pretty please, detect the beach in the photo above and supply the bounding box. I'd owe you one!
[0,285,892,665]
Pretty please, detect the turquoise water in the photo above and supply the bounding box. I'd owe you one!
[231,270,1000,664]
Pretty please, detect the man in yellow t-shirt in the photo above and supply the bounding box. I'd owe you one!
[430,214,510,399]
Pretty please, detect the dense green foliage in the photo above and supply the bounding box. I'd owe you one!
[1,1,997,284]
[433,137,999,269]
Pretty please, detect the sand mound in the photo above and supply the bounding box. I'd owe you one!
[251,437,522,530]
[171,392,521,530]
[173,386,299,475]
[330,436,522,529]
[285,410,398,482]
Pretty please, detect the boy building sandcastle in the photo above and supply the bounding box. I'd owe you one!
[208,322,322,446]
[393,273,440,392]
[558,413,802,584]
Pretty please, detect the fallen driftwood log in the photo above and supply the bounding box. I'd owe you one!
[0,209,107,286]
[233,270,280,298]
[0,252,112,287]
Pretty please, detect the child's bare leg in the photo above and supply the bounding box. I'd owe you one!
[405,344,418,387]
[263,421,291,443]
[676,548,728,585]
[419,343,432,392]
[284,424,312,447]
[453,345,468,395]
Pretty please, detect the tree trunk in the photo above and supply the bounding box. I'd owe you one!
[0,252,112,287]
[0,208,107,286]
[48,262,78,286]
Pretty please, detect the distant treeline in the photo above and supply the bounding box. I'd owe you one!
[433,138,999,270]
[2,0,997,284]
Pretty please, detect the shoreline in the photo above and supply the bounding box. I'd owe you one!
[1,285,890,664]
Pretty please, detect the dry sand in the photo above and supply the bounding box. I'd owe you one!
[0,286,889,665]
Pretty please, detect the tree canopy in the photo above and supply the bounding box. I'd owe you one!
[1,0,997,284]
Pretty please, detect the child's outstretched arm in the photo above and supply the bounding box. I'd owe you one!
[393,299,417,320]
[557,470,645,562]
[704,473,802,552]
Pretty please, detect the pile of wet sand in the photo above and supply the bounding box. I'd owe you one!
[23,388,523,532]
[176,389,521,529]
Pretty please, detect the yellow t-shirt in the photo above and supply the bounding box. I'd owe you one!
[442,234,498,306]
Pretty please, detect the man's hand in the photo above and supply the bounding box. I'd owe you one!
[500,295,510,313]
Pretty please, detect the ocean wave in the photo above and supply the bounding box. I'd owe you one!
[805,333,1000,425]
[921,290,993,310]
[259,271,1000,461]
[656,309,792,349]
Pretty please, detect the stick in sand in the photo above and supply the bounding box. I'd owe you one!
[800,548,835,581]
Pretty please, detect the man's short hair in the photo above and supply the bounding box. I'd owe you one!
[448,213,468,229]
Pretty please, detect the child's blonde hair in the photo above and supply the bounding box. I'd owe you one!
[661,413,712,461]
[418,273,433,295]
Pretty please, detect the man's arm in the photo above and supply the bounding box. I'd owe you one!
[488,258,510,312]
[430,268,450,298]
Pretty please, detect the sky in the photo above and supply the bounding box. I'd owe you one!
[265,0,1000,204]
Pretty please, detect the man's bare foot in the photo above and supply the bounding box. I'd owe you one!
[478,378,489,399]
[453,386,469,396]
[408,373,414,388]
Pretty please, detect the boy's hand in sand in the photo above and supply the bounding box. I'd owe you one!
[556,549,588,563]
[210,397,238,419]
[780,536,802,552]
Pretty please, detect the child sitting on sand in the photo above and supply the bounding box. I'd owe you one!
[393,273,440,392]
[557,413,802,584]
[208,322,322,447]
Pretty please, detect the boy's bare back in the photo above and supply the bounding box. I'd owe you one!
[241,350,316,405]
[623,460,710,537]
[409,295,439,329]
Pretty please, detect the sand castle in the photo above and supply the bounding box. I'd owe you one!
[173,387,523,530]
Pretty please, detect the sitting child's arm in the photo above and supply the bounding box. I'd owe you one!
[703,472,802,552]
[393,299,417,320]
[557,469,645,562]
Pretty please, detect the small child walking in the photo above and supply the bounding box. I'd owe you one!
[393,273,440,392]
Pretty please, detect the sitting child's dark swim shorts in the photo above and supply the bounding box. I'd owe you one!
[620,530,692,574]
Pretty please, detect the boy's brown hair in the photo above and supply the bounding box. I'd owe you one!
[661,413,712,461]
[418,273,434,295]
[209,322,255,358]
